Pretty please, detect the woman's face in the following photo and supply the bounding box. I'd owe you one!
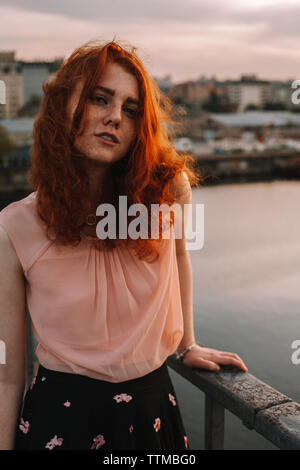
[67,61,140,166]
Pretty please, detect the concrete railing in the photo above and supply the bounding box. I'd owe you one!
[167,354,300,450]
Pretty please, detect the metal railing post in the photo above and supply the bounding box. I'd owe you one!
[204,394,225,450]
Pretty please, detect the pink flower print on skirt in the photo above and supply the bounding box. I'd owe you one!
[168,393,177,406]
[41,377,46,382]
[129,425,134,433]
[91,434,106,449]
[64,400,71,407]
[153,417,161,432]
[113,393,133,403]
[45,435,63,450]
[19,418,30,434]
[30,376,36,390]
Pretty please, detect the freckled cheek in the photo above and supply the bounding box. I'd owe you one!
[89,109,102,122]
[74,133,93,153]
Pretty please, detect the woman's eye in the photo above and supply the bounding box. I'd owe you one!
[89,96,137,118]
[124,107,137,118]
[90,95,107,104]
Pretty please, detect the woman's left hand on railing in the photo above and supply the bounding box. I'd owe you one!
[182,344,248,373]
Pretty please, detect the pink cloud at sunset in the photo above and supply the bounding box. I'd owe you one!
[0,0,299,83]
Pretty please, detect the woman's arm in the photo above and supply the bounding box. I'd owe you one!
[0,226,27,449]
[172,172,248,373]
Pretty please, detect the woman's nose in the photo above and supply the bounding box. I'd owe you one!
[103,104,122,127]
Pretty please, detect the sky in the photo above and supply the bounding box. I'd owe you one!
[0,0,300,83]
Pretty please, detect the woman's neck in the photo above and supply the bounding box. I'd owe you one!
[86,163,112,210]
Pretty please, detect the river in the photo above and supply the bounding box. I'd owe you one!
[169,179,300,449]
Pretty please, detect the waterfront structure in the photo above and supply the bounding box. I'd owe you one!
[209,110,300,128]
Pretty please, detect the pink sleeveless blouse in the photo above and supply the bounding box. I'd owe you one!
[0,192,183,382]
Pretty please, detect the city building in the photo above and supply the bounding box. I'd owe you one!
[18,58,63,105]
[0,52,62,118]
[0,52,23,119]
[154,74,172,92]
[168,80,214,105]
[226,75,272,112]
[20,62,51,105]
[270,80,295,110]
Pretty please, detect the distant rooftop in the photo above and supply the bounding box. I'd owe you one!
[227,79,270,85]
[210,111,300,127]
[18,59,63,73]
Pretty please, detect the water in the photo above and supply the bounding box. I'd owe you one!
[169,180,300,449]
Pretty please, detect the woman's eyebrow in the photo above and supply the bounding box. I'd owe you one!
[94,85,139,106]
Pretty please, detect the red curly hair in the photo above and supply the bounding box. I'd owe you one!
[27,39,202,262]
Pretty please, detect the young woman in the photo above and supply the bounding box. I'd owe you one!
[0,40,247,450]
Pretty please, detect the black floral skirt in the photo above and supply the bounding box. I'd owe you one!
[14,360,190,450]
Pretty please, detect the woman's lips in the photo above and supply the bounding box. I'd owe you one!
[95,135,118,146]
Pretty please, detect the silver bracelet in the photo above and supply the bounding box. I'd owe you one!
[175,342,204,362]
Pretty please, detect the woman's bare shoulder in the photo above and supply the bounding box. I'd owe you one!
[169,170,192,203]
[0,225,23,273]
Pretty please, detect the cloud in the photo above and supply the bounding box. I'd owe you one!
[230,2,300,39]
[0,0,229,23]
[2,0,300,38]
[0,0,299,81]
